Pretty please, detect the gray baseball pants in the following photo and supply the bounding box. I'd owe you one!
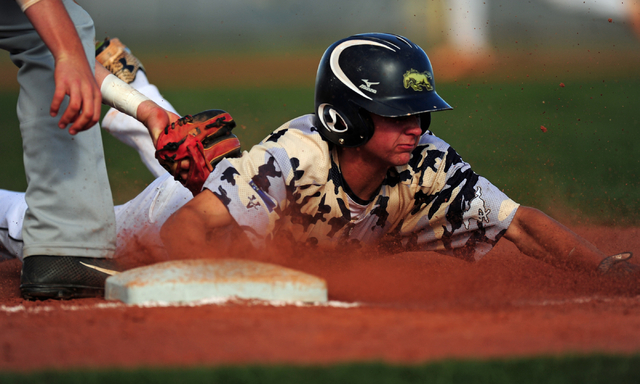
[0,0,116,258]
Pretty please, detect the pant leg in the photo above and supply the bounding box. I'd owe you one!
[0,0,116,258]
[114,173,192,258]
[447,0,490,52]
[0,173,192,261]
[0,190,27,260]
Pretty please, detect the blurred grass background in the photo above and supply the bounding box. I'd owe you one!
[1,58,638,225]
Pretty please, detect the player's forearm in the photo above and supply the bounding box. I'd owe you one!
[95,62,112,87]
[23,0,88,65]
[161,210,207,260]
[504,206,605,271]
[96,63,175,144]
[160,190,235,260]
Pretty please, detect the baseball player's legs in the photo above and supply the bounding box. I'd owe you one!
[1,0,116,298]
[447,0,489,53]
[0,173,191,262]
[15,1,115,258]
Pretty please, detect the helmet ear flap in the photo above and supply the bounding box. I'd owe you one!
[356,107,375,144]
[420,112,432,133]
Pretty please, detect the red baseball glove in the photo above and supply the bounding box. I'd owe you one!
[155,109,241,195]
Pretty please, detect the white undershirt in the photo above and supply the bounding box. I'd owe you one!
[346,194,368,219]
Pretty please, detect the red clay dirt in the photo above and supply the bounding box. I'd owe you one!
[1,226,639,372]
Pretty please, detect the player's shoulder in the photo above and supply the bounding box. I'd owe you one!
[259,114,331,158]
[408,131,453,167]
[416,130,451,151]
[262,114,325,146]
[255,114,333,178]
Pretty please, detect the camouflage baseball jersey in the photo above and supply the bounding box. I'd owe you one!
[203,114,520,261]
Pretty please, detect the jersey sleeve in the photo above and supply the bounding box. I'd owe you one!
[201,115,331,248]
[398,135,520,261]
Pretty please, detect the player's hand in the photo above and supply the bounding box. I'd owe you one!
[50,55,102,135]
[154,110,240,194]
[137,101,191,184]
[136,100,180,146]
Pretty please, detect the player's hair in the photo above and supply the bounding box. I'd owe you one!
[314,33,452,147]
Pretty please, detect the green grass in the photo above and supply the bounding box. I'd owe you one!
[2,354,640,383]
[1,77,638,224]
[434,78,639,226]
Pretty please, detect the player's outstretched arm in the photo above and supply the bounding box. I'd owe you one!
[160,189,235,260]
[504,206,606,272]
[95,62,179,145]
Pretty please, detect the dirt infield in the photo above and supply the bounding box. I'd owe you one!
[1,226,639,372]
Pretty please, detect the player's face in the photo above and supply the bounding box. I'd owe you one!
[361,113,422,167]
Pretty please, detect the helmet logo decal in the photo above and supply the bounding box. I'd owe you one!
[318,103,348,133]
[403,69,434,92]
[330,40,396,101]
[359,79,380,94]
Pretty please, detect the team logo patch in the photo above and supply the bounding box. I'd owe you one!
[248,180,276,212]
[403,69,434,92]
[463,186,491,230]
[359,79,380,94]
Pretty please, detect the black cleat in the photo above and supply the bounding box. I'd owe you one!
[20,255,119,300]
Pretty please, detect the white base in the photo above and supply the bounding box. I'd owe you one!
[105,258,328,305]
